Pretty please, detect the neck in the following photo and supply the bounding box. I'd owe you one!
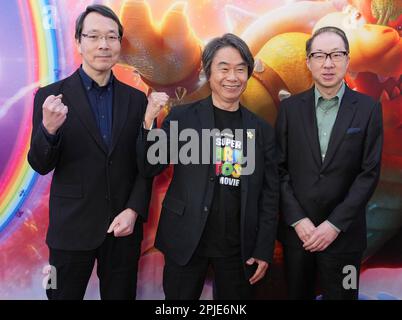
[316,82,343,100]
[82,65,111,86]
[211,93,240,112]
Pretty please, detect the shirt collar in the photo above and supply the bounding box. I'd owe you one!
[314,81,345,108]
[79,66,114,91]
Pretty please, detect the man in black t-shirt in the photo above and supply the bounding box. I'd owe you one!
[198,108,243,259]
[138,33,279,299]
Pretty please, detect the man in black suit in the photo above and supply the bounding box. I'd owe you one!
[137,33,279,300]
[27,5,152,300]
[276,26,383,300]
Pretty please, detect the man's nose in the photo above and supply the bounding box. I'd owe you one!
[227,69,237,79]
[323,55,335,67]
[98,37,110,49]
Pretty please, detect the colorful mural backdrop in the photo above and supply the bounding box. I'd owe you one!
[0,0,401,299]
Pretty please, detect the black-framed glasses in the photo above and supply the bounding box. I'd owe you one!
[309,51,348,63]
[81,33,121,43]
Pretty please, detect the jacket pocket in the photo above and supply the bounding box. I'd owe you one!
[344,129,363,140]
[346,127,361,134]
[51,183,83,198]
[162,195,186,216]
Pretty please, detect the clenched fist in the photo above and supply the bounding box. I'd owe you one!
[42,94,68,135]
[144,92,170,129]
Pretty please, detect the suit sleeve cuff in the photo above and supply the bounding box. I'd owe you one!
[291,217,308,228]
[143,121,154,130]
[41,123,60,145]
[326,220,341,233]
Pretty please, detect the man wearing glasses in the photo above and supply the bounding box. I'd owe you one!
[276,26,383,299]
[27,5,152,299]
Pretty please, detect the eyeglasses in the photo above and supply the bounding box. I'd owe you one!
[308,51,348,63]
[81,33,121,43]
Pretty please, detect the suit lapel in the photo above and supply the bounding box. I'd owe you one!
[239,106,256,231]
[300,88,322,167]
[109,79,129,155]
[196,96,216,193]
[197,96,215,131]
[63,71,108,154]
[321,86,358,171]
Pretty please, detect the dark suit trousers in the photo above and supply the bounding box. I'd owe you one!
[283,245,362,300]
[163,253,253,300]
[46,223,142,300]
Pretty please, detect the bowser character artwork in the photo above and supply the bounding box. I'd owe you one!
[117,0,402,298]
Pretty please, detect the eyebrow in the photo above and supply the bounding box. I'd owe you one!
[84,29,119,34]
[216,61,247,67]
[313,48,346,52]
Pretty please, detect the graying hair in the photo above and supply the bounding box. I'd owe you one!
[306,26,349,56]
[202,33,254,79]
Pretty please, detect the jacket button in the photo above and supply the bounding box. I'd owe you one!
[109,160,113,166]
[209,177,215,182]
[204,206,209,212]
[320,174,325,179]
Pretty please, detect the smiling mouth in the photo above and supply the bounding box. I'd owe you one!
[223,85,240,89]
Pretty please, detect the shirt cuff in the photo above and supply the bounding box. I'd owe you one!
[41,123,59,145]
[291,217,308,228]
[326,220,341,233]
[143,121,154,130]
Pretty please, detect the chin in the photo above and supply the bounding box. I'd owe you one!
[224,95,242,102]
[94,64,114,72]
[320,80,341,89]
[226,90,244,99]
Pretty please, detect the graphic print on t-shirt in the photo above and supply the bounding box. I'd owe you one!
[215,130,243,187]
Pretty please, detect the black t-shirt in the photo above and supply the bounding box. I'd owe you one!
[198,106,243,257]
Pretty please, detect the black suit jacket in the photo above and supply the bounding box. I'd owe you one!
[137,96,279,278]
[276,85,383,253]
[28,70,153,251]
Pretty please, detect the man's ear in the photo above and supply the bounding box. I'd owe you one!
[76,39,82,55]
[306,57,312,72]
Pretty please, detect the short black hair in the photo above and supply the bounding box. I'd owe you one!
[306,26,349,56]
[202,33,254,79]
[75,5,123,42]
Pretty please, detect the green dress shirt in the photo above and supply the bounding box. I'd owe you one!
[315,82,345,161]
